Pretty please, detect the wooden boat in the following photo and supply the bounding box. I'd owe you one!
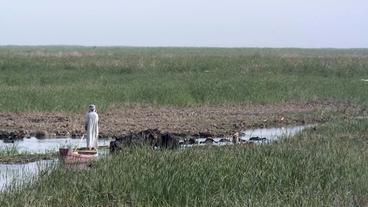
[59,147,98,164]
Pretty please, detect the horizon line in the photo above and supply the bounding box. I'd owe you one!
[0,44,367,50]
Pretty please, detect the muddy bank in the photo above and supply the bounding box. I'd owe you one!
[0,101,361,140]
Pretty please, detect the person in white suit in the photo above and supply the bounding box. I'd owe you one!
[85,104,99,149]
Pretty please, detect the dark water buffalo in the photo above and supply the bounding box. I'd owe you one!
[158,133,179,149]
[0,130,27,142]
[110,129,179,152]
[218,138,230,143]
[187,138,196,144]
[249,136,267,141]
[200,138,215,144]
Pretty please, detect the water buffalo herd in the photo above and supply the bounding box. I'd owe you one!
[109,129,180,152]
[109,129,268,152]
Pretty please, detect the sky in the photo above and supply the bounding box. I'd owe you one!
[0,0,367,48]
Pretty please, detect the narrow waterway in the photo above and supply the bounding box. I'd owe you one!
[193,124,313,146]
[0,125,313,192]
[0,137,112,154]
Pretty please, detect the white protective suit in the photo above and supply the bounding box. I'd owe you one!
[85,106,99,149]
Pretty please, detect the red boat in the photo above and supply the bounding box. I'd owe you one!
[59,147,98,164]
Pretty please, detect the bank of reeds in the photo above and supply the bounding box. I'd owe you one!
[0,47,368,112]
[1,119,367,206]
[0,146,56,164]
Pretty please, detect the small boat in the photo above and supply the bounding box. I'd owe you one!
[59,147,98,164]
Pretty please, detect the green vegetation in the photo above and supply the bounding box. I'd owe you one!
[0,145,19,156]
[1,47,368,205]
[0,153,55,164]
[1,47,368,112]
[0,146,56,164]
[0,119,367,206]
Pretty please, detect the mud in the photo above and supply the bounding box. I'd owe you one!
[0,101,361,140]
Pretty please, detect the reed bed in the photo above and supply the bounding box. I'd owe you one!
[0,47,368,112]
[1,119,367,206]
[0,146,56,164]
[1,47,368,206]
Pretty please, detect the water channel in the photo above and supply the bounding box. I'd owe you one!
[0,125,313,191]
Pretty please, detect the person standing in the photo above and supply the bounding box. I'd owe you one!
[232,132,239,144]
[85,104,99,149]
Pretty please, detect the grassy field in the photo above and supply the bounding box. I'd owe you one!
[1,47,368,206]
[0,47,368,112]
[0,119,367,206]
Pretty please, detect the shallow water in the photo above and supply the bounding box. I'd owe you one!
[192,125,312,146]
[0,137,112,154]
[0,125,311,152]
[0,160,56,192]
[0,138,112,192]
[239,125,313,142]
[0,125,312,191]
[0,148,111,192]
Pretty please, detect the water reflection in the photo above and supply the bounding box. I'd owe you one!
[0,137,112,154]
[239,125,313,142]
[0,160,56,191]
[185,125,313,147]
[0,125,313,191]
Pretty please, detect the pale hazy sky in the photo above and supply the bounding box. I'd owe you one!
[0,0,367,48]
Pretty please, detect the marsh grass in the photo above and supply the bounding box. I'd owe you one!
[1,47,368,205]
[0,146,56,164]
[1,47,368,112]
[1,119,367,206]
[0,145,18,156]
